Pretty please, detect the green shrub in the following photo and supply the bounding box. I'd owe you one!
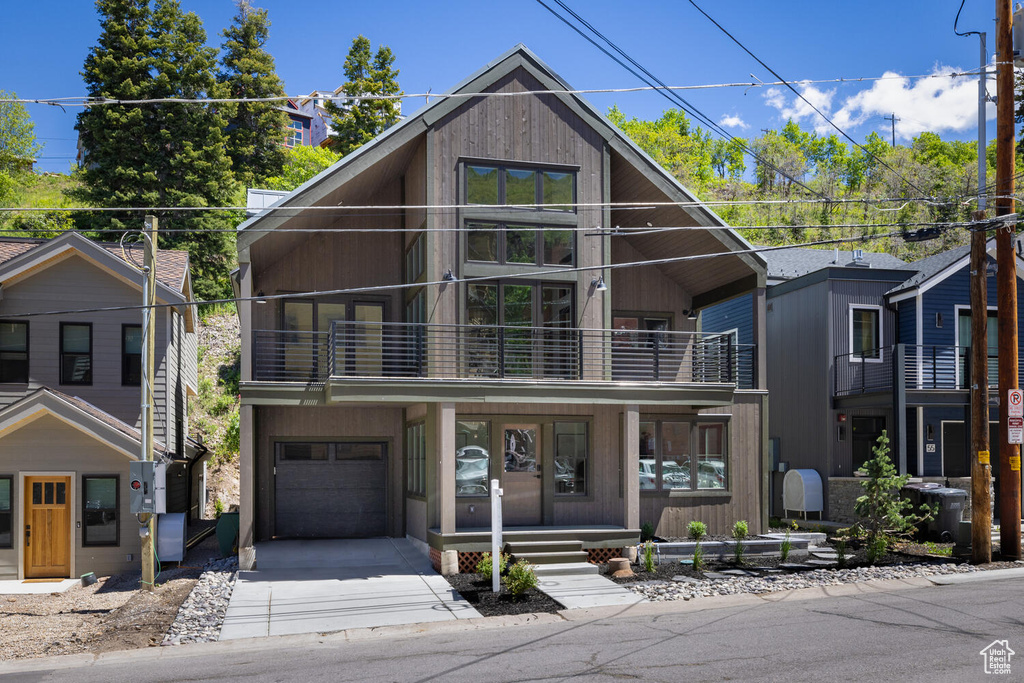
[475,551,509,576]
[503,559,538,597]
[836,538,847,568]
[687,520,707,541]
[214,498,224,518]
[732,520,748,564]
[642,541,656,572]
[780,529,792,562]
[640,521,655,542]
[692,542,705,572]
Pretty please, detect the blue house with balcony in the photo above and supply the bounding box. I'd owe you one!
[703,241,1024,522]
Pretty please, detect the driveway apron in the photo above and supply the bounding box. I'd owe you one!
[220,538,482,640]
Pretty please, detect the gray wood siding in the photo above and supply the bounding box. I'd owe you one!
[611,239,693,331]
[829,278,902,359]
[638,395,764,537]
[253,405,404,542]
[0,254,177,445]
[430,67,606,329]
[0,414,141,580]
[767,280,830,477]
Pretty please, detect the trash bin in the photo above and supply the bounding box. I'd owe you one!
[920,488,968,542]
[216,512,239,557]
[901,482,940,538]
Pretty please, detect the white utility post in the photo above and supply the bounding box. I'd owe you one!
[490,478,503,593]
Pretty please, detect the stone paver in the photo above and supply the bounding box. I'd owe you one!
[535,574,645,609]
[0,579,79,595]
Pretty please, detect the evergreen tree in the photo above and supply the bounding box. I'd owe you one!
[324,36,401,156]
[73,0,237,300]
[219,0,288,188]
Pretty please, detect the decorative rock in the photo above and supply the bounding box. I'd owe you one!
[671,575,701,583]
[161,556,238,646]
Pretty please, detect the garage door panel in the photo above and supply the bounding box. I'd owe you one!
[274,443,387,538]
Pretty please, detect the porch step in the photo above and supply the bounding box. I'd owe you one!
[511,550,590,565]
[505,540,584,555]
[532,562,600,577]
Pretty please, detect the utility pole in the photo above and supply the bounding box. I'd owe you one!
[970,29,992,564]
[141,216,158,589]
[884,113,900,148]
[996,0,1021,560]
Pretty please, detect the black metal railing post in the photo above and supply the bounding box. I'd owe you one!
[415,325,425,377]
[652,334,661,380]
[497,326,505,379]
[726,341,734,383]
[577,329,584,380]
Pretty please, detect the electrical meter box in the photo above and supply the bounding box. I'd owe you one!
[129,461,167,514]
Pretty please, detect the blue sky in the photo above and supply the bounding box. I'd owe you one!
[1,1,1000,174]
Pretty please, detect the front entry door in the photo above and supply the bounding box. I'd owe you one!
[502,425,542,525]
[24,476,71,579]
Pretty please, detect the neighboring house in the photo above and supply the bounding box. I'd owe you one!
[0,232,206,580]
[279,99,313,148]
[298,88,404,148]
[233,45,768,574]
[703,244,1024,522]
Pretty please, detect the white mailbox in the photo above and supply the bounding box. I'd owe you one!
[783,469,824,519]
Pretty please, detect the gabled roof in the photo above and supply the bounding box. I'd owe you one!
[886,238,1024,302]
[762,246,909,282]
[0,387,166,460]
[0,232,194,328]
[236,44,764,276]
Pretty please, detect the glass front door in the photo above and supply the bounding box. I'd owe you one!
[502,425,542,525]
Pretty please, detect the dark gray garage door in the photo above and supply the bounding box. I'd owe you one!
[274,442,387,538]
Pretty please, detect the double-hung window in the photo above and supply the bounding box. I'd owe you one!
[0,321,28,383]
[0,476,11,548]
[60,323,92,385]
[850,306,881,361]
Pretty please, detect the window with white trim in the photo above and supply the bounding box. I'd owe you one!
[850,306,881,360]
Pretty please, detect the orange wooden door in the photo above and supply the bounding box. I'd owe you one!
[24,477,71,579]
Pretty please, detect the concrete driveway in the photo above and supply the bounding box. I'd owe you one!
[220,538,482,640]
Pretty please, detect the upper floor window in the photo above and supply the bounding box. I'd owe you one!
[850,306,881,361]
[122,324,142,386]
[60,323,92,385]
[0,321,28,384]
[286,120,304,147]
[465,163,575,211]
[467,222,574,267]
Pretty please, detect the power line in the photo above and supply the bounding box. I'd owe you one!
[534,0,828,202]
[7,70,990,108]
[686,0,932,199]
[0,227,949,320]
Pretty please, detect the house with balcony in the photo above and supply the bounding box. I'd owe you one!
[730,243,1024,522]
[0,232,205,580]
[234,45,767,573]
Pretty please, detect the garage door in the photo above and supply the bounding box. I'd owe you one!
[274,442,387,538]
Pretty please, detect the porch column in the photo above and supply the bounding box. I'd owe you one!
[238,261,253,382]
[437,402,456,534]
[753,287,767,390]
[623,404,640,530]
[238,403,255,569]
[893,343,907,473]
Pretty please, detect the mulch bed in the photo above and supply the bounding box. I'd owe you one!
[444,573,562,617]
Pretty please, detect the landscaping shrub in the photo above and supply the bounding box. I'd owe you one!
[732,520,748,564]
[475,551,508,577]
[836,538,847,568]
[503,559,538,597]
[780,529,792,562]
[640,521,655,542]
[687,520,707,541]
[692,542,705,572]
[642,541,656,572]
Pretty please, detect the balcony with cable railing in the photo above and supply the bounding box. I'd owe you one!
[251,320,756,391]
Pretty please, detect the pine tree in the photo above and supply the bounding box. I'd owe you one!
[324,36,401,156]
[73,0,237,300]
[219,0,288,188]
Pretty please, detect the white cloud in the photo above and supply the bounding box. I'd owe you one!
[763,65,993,141]
[719,113,748,129]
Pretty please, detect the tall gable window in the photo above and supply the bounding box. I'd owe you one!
[465,163,575,211]
[0,321,28,384]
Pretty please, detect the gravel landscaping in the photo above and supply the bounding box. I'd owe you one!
[161,556,239,645]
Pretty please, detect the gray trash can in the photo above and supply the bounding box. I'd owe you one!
[920,488,968,542]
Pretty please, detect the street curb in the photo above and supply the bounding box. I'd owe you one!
[925,566,1024,585]
[2,569,1020,673]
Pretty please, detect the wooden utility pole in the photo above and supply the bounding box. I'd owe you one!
[970,209,992,563]
[884,113,900,148]
[996,0,1021,560]
[141,216,158,589]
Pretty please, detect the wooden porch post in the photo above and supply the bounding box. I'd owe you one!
[437,402,456,535]
[623,405,640,536]
[238,403,255,569]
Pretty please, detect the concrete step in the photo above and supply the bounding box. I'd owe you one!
[511,550,590,565]
[504,540,584,555]
[532,562,599,576]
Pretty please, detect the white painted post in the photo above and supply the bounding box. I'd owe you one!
[490,478,503,593]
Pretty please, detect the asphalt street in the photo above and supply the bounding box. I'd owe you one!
[3,576,1023,682]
